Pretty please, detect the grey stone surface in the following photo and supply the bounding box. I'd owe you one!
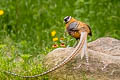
[44,37,120,80]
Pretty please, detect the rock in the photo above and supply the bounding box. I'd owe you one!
[43,37,120,80]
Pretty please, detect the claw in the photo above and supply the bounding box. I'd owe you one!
[101,64,109,71]
[73,64,81,69]
[110,69,115,75]
[101,61,112,71]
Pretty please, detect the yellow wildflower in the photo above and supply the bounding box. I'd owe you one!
[0,10,4,16]
[51,30,56,37]
[52,37,58,42]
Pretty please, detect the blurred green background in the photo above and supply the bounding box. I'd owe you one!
[0,0,120,79]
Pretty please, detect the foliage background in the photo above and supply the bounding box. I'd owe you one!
[0,0,120,80]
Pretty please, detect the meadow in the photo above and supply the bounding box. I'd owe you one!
[0,0,120,80]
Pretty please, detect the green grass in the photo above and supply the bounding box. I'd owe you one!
[0,0,120,80]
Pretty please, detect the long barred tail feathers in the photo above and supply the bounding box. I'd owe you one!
[4,32,87,78]
[80,32,87,59]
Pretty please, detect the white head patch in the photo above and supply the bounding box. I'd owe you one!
[64,16,72,23]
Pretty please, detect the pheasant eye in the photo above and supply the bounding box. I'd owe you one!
[64,18,67,22]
